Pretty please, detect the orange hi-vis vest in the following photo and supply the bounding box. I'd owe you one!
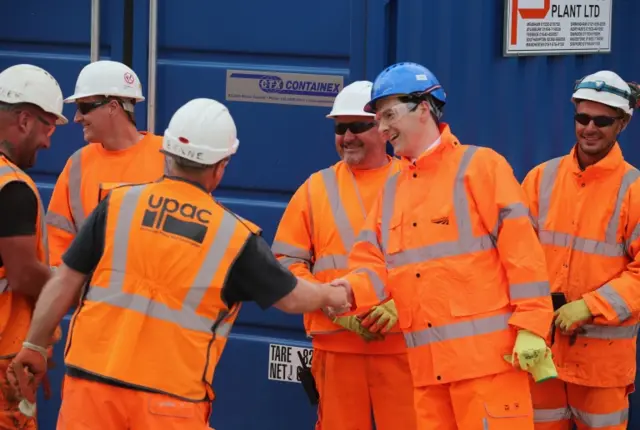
[272,158,406,354]
[522,143,640,388]
[46,132,167,268]
[0,156,48,358]
[343,123,554,387]
[63,177,260,401]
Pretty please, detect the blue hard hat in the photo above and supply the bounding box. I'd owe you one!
[364,62,446,113]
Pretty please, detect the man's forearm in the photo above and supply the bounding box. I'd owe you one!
[10,261,52,299]
[26,272,79,347]
[275,277,331,313]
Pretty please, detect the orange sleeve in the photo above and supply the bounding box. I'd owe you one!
[583,179,640,324]
[521,165,542,230]
[45,158,75,268]
[470,149,553,339]
[271,180,317,283]
[342,187,390,313]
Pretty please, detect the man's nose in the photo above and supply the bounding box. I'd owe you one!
[74,110,83,123]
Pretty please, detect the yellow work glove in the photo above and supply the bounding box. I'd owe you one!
[503,349,557,383]
[360,300,398,334]
[333,316,383,342]
[508,330,548,370]
[554,299,592,332]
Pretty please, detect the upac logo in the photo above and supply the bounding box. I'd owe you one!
[142,194,212,244]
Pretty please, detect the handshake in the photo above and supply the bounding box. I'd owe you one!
[321,279,398,342]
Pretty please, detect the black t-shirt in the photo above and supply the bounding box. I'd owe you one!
[62,195,297,310]
[0,181,38,268]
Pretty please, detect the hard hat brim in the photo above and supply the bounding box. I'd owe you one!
[64,92,146,104]
[326,110,375,119]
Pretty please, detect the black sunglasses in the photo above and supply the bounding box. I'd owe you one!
[335,121,376,136]
[76,99,115,115]
[574,112,623,128]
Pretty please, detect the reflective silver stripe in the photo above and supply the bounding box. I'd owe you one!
[271,241,312,261]
[0,278,8,292]
[534,407,572,422]
[626,223,640,255]
[536,156,562,231]
[356,229,379,248]
[68,150,86,230]
[509,281,550,300]
[595,283,632,322]
[539,230,626,258]
[319,168,356,250]
[0,165,14,176]
[380,173,399,254]
[215,321,233,338]
[606,169,640,243]
[85,184,239,334]
[278,257,309,270]
[404,313,511,349]
[580,323,640,339]
[312,255,348,274]
[352,267,386,301]
[45,211,77,234]
[571,406,628,428]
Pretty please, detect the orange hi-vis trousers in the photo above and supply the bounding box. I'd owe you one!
[57,376,212,430]
[413,369,534,430]
[530,377,632,430]
[312,350,416,430]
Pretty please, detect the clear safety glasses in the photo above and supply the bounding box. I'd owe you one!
[375,102,419,126]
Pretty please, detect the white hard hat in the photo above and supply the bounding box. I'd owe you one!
[0,64,68,125]
[572,70,634,116]
[64,60,145,103]
[326,80,375,118]
[163,98,239,166]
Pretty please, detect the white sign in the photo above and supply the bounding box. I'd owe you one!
[268,343,313,384]
[226,69,343,107]
[504,0,612,56]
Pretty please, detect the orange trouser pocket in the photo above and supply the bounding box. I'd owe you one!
[414,369,534,430]
[530,377,631,430]
[57,375,211,430]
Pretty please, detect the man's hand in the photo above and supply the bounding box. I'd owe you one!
[361,299,397,334]
[322,278,354,317]
[6,342,49,417]
[554,299,592,332]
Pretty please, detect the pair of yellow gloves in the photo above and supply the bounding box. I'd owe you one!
[333,300,398,341]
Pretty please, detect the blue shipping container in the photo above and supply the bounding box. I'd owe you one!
[1,0,639,428]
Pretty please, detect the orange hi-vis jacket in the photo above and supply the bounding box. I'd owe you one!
[63,177,260,401]
[342,123,554,387]
[0,156,48,358]
[46,132,166,268]
[272,157,405,354]
[522,143,640,388]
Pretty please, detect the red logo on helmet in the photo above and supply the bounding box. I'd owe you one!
[178,137,189,144]
[124,72,135,85]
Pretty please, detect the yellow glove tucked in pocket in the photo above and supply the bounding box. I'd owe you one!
[361,300,398,334]
[333,316,383,342]
[508,330,548,371]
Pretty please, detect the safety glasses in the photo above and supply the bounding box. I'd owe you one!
[574,112,623,128]
[334,121,376,135]
[76,99,112,115]
[375,102,418,126]
[36,115,55,137]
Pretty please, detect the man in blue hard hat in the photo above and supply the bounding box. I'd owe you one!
[329,62,557,429]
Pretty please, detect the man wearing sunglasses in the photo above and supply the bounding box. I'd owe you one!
[522,71,640,430]
[46,60,166,270]
[0,64,68,429]
[271,81,416,430]
[330,62,556,429]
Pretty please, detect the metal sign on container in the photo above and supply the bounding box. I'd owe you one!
[503,0,612,56]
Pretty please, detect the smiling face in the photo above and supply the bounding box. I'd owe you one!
[333,115,386,168]
[574,99,628,166]
[375,96,432,159]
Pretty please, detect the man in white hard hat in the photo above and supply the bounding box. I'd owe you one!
[271,81,416,430]
[522,71,640,430]
[6,98,351,429]
[46,60,166,270]
[0,64,68,429]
